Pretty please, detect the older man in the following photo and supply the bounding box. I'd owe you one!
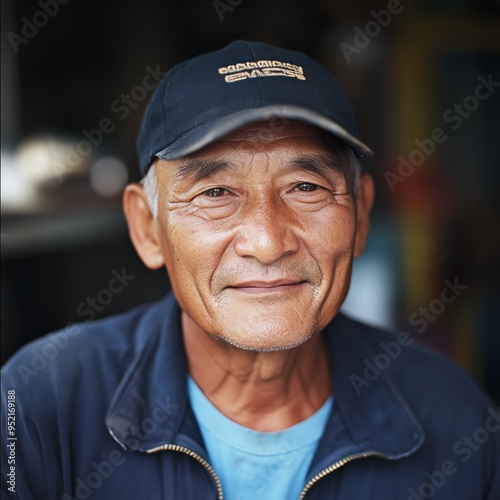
[2,41,499,500]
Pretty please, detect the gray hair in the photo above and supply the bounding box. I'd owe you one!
[348,148,361,196]
[141,163,159,219]
[141,146,361,218]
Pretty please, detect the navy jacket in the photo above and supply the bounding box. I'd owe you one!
[2,293,499,499]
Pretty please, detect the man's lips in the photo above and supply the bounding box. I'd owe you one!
[226,279,307,294]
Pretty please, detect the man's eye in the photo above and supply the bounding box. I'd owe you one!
[295,183,318,192]
[203,188,227,197]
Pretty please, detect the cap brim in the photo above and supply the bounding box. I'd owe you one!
[155,105,373,162]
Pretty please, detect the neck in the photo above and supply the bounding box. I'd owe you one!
[182,312,332,432]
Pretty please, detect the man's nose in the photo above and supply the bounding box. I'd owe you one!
[233,198,300,265]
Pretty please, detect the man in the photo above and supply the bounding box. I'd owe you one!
[1,41,499,499]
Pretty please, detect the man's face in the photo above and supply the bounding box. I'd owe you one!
[153,121,365,351]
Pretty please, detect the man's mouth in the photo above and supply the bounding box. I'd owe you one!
[226,279,307,294]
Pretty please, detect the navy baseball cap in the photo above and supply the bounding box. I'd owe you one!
[137,40,373,176]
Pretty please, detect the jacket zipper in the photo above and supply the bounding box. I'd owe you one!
[298,451,389,499]
[147,444,224,499]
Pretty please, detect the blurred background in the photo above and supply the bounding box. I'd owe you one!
[1,0,499,402]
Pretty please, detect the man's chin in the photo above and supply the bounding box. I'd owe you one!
[209,317,319,353]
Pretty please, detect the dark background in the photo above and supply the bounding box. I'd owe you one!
[2,0,499,402]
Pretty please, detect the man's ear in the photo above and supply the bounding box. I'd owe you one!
[353,173,375,258]
[123,183,164,269]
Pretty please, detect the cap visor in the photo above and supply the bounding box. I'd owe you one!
[155,105,373,161]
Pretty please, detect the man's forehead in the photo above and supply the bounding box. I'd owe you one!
[153,120,348,176]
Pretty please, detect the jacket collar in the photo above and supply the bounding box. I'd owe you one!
[308,313,424,475]
[106,294,424,461]
[105,294,190,452]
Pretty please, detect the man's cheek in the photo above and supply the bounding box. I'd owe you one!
[313,241,353,270]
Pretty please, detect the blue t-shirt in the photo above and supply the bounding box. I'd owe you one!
[187,376,333,500]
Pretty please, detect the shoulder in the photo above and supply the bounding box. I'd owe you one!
[344,314,484,392]
[332,314,500,489]
[333,313,497,432]
[1,295,172,396]
[0,295,178,499]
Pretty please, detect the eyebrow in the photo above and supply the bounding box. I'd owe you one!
[175,152,347,183]
[290,154,347,179]
[175,158,232,182]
